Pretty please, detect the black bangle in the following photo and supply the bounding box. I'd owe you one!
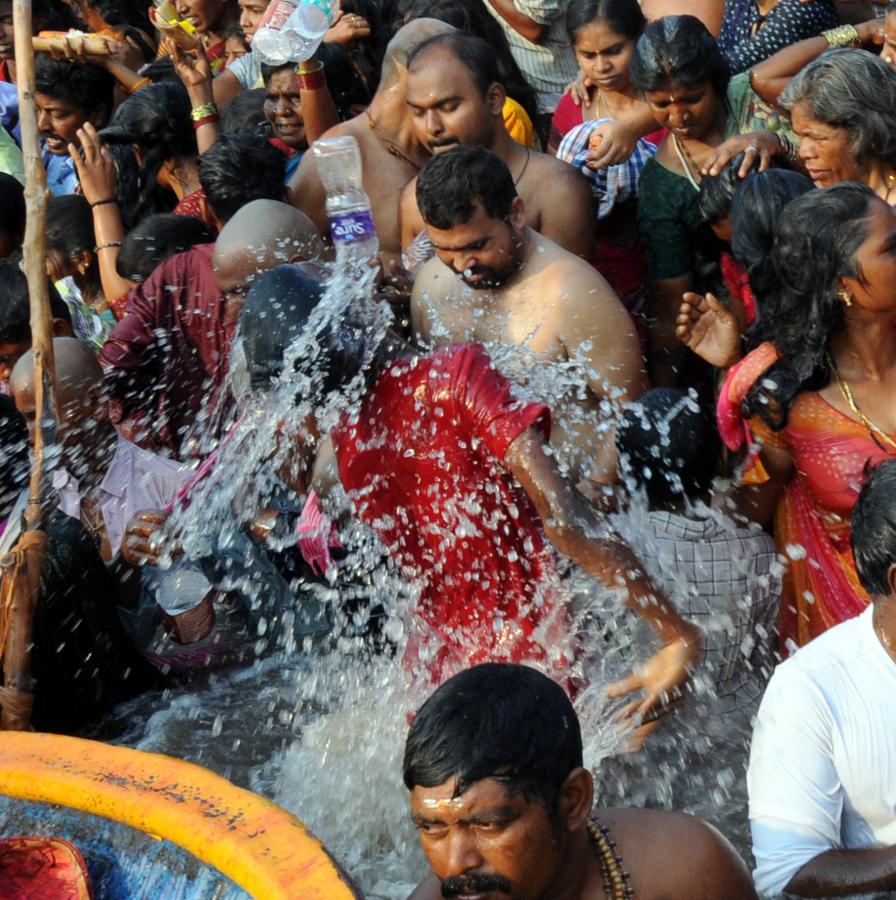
[90,197,118,209]
[95,241,123,252]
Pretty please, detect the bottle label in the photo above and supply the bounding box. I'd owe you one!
[330,209,376,245]
[258,0,296,32]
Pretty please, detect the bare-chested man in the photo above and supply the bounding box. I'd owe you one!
[288,19,453,268]
[410,146,644,488]
[405,663,757,900]
[400,33,596,266]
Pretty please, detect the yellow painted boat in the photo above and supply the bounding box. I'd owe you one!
[0,731,360,899]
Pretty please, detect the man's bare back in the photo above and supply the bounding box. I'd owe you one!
[288,115,419,268]
[411,230,646,485]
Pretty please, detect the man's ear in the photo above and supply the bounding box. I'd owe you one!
[487,81,507,118]
[555,767,594,832]
[509,195,527,230]
[886,562,896,598]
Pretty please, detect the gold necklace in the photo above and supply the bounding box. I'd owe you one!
[828,353,896,453]
[672,134,702,187]
[586,819,635,899]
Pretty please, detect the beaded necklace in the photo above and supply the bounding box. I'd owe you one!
[586,819,635,899]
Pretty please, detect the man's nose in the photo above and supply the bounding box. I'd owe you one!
[424,109,443,134]
[443,831,485,876]
[37,108,50,132]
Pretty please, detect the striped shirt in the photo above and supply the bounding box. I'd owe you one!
[485,0,578,105]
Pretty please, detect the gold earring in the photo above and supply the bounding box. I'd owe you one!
[78,261,88,275]
[837,289,853,307]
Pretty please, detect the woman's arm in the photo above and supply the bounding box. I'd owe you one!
[750,19,883,106]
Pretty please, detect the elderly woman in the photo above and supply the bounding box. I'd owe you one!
[751,27,896,202]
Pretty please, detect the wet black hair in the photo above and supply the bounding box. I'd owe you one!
[852,459,896,597]
[316,42,370,119]
[743,182,878,431]
[616,387,719,509]
[46,194,100,295]
[197,134,286,224]
[139,57,179,83]
[30,0,78,31]
[696,152,752,227]
[100,81,196,223]
[629,15,730,102]
[417,146,517,230]
[0,260,71,345]
[403,663,583,814]
[0,393,28,509]
[241,264,364,397]
[77,0,155,61]
[408,32,499,99]
[566,0,645,44]
[0,174,26,255]
[222,88,270,136]
[401,0,538,125]
[730,169,814,320]
[34,54,115,117]
[115,213,214,283]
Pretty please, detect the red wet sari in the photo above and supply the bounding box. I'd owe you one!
[750,392,895,649]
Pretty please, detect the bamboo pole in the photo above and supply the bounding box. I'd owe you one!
[1,0,58,730]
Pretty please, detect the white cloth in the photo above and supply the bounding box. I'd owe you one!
[228,49,264,89]
[748,606,896,896]
[53,436,195,558]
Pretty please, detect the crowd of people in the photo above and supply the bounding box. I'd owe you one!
[1,0,896,895]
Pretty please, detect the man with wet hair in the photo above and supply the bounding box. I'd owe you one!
[289,18,454,267]
[410,145,644,489]
[403,662,758,899]
[34,55,114,195]
[748,458,896,898]
[400,33,594,262]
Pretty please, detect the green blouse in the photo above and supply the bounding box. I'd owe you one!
[637,72,792,282]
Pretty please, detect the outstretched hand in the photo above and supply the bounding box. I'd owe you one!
[68,122,118,206]
[584,119,639,170]
[676,292,742,369]
[605,635,701,749]
[170,40,213,90]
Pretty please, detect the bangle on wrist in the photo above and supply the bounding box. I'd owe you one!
[95,240,123,252]
[295,60,323,76]
[822,24,860,48]
[128,77,151,94]
[190,101,218,121]
[192,113,220,130]
[90,197,118,209]
[295,62,326,91]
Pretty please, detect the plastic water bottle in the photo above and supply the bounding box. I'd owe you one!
[313,135,379,270]
[253,0,330,66]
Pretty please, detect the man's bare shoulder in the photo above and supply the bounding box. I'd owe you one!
[529,234,616,303]
[600,807,758,900]
[526,151,592,198]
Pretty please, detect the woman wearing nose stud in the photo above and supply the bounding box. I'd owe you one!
[630,14,794,387]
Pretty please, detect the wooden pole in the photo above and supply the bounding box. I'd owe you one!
[1,0,58,730]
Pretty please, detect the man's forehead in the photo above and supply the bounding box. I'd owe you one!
[411,777,524,815]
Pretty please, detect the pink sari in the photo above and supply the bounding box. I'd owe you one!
[751,392,894,649]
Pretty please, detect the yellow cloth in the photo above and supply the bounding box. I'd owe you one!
[503,98,537,149]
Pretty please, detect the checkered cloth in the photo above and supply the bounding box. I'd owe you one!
[557,117,658,220]
[626,509,782,706]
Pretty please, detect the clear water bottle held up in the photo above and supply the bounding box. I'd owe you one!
[253,0,330,65]
[313,135,380,269]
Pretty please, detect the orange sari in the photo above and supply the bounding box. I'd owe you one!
[751,392,895,649]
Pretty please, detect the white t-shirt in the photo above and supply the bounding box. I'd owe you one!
[748,606,896,896]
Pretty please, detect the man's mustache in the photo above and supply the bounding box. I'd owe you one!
[441,873,513,897]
